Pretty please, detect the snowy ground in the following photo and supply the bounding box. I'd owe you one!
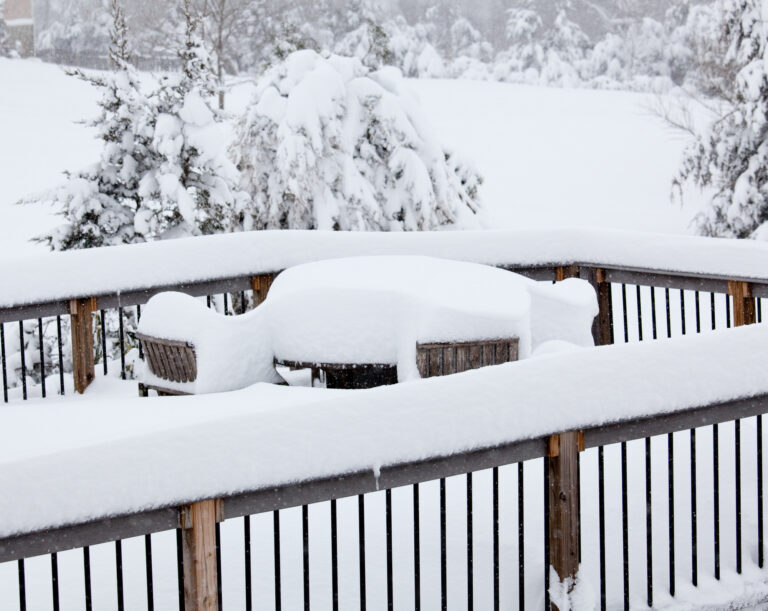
[0,58,704,261]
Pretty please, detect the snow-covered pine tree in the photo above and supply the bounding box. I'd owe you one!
[231,50,482,232]
[34,0,154,250]
[334,0,394,69]
[0,0,11,57]
[674,0,768,238]
[135,0,242,239]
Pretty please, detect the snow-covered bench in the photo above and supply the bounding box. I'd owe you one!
[137,256,598,394]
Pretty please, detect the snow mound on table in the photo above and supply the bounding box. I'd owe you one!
[138,292,283,394]
[265,256,597,380]
[138,257,597,391]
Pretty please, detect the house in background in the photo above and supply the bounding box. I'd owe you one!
[5,0,34,57]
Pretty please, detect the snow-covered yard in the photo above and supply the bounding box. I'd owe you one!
[0,57,703,261]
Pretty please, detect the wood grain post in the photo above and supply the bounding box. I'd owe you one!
[69,297,97,394]
[580,267,613,346]
[180,499,222,611]
[548,430,584,605]
[729,281,756,327]
[555,265,580,281]
[251,273,276,308]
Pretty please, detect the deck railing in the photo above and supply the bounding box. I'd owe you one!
[2,228,768,609]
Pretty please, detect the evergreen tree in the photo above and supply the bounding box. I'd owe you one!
[0,0,11,57]
[136,0,242,238]
[231,50,482,232]
[674,0,768,238]
[334,0,394,69]
[36,0,154,250]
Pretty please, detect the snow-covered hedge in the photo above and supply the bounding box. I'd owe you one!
[231,50,482,231]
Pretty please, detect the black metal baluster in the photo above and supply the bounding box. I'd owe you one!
[223,293,229,315]
[274,511,282,611]
[216,522,222,611]
[467,473,473,611]
[695,291,701,334]
[100,309,108,375]
[176,528,185,611]
[386,490,394,611]
[303,505,310,611]
[711,293,716,330]
[137,305,143,360]
[726,293,731,328]
[17,559,26,611]
[145,534,154,611]
[56,316,64,395]
[691,428,698,586]
[668,433,675,596]
[665,288,672,338]
[331,500,339,611]
[646,437,653,607]
[493,466,500,611]
[518,463,525,611]
[680,289,686,335]
[636,285,643,341]
[621,284,629,343]
[207,295,212,309]
[759,415,764,569]
[244,516,252,611]
[598,446,606,610]
[440,478,447,611]
[736,419,742,574]
[37,318,46,398]
[622,442,629,611]
[118,307,126,379]
[359,494,366,611]
[544,459,550,611]
[83,546,92,611]
[19,321,27,400]
[1,323,8,403]
[413,484,421,611]
[713,423,720,580]
[115,540,124,611]
[51,553,59,611]
[650,287,658,340]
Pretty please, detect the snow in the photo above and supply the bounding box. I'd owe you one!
[265,257,595,379]
[3,227,768,310]
[137,257,596,390]
[0,59,706,261]
[1,322,768,539]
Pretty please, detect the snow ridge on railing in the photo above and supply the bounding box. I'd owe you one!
[4,228,768,309]
[1,323,767,540]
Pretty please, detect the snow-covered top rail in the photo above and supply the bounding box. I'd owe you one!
[3,228,768,312]
[1,323,767,546]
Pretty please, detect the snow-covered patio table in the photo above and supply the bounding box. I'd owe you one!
[137,256,599,393]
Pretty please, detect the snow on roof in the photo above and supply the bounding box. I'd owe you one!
[1,323,767,537]
[2,228,768,309]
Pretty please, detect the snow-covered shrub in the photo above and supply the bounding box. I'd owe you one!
[135,0,243,239]
[0,0,10,58]
[231,50,482,231]
[34,0,155,250]
[496,0,590,88]
[674,0,768,238]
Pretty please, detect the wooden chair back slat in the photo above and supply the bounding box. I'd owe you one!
[416,338,519,379]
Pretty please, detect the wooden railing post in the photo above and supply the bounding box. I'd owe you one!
[729,281,756,327]
[181,499,222,611]
[251,273,276,309]
[580,267,613,346]
[555,265,580,281]
[548,431,584,608]
[69,297,97,393]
